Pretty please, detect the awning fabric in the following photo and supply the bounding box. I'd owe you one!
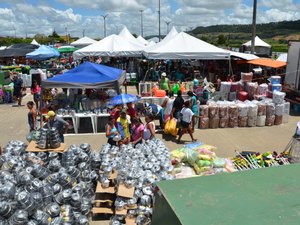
[42,62,125,91]
[247,58,287,68]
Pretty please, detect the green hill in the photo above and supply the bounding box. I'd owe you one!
[190,20,300,52]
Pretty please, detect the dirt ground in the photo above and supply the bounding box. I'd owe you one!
[0,88,299,225]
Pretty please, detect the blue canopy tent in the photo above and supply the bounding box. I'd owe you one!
[26,45,60,60]
[42,62,125,92]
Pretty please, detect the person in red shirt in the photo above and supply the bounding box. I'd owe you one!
[126,102,136,120]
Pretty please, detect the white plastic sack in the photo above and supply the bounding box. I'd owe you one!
[247,103,258,117]
[256,116,266,127]
[237,103,248,117]
[275,104,285,116]
[273,91,286,104]
[220,82,231,93]
[266,102,275,117]
[248,116,257,127]
[258,83,268,95]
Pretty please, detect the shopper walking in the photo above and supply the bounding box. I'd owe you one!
[161,92,175,121]
[12,75,24,106]
[171,91,184,119]
[187,91,199,116]
[27,101,37,132]
[30,80,41,111]
[177,101,200,143]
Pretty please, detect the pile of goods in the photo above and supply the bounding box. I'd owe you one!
[232,151,290,170]
[171,142,236,178]
[218,73,283,102]
[0,140,100,224]
[97,139,173,224]
[171,142,291,179]
[199,96,289,129]
[35,128,61,149]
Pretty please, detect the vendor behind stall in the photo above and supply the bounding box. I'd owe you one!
[45,111,69,143]
[159,72,171,95]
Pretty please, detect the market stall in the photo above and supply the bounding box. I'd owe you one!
[73,34,145,59]
[70,36,97,48]
[143,32,230,60]
[42,62,125,133]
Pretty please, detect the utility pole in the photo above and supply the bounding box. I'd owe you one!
[165,21,171,34]
[140,10,144,37]
[101,14,108,38]
[65,27,68,44]
[82,29,85,37]
[158,0,161,41]
[251,0,257,54]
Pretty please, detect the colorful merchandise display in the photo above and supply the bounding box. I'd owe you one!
[171,142,236,178]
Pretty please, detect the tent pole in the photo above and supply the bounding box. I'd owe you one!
[39,85,43,129]
[229,58,233,76]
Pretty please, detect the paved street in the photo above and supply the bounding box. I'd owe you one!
[0,91,299,225]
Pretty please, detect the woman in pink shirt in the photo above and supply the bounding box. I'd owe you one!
[131,117,144,146]
[30,80,41,110]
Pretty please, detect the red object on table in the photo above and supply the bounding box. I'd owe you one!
[238,91,248,101]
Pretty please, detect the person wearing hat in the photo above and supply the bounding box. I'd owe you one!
[159,72,171,95]
[117,109,131,144]
[45,110,69,143]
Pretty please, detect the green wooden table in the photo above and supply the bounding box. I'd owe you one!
[152,164,300,225]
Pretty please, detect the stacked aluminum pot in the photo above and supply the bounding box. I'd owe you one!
[98,139,174,225]
[0,140,101,224]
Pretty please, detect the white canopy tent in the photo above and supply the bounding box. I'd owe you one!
[147,37,159,43]
[144,32,230,60]
[31,39,40,46]
[118,27,137,42]
[276,53,287,62]
[70,36,97,48]
[243,36,271,47]
[162,26,178,43]
[242,36,271,57]
[228,50,259,60]
[73,34,145,59]
[137,35,149,45]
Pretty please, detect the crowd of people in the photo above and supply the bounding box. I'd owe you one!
[105,89,201,146]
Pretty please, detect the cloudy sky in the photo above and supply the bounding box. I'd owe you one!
[0,0,300,39]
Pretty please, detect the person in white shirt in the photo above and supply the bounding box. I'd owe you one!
[161,92,175,121]
[177,101,200,143]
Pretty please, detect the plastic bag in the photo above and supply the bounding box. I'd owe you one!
[182,148,199,166]
[213,157,226,168]
[164,118,178,136]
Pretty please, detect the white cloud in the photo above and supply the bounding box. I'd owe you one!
[0,0,300,40]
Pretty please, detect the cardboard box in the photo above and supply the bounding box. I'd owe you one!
[94,193,115,207]
[117,184,135,198]
[96,181,115,194]
[115,208,128,215]
[125,217,137,225]
[26,141,66,153]
[92,207,114,215]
